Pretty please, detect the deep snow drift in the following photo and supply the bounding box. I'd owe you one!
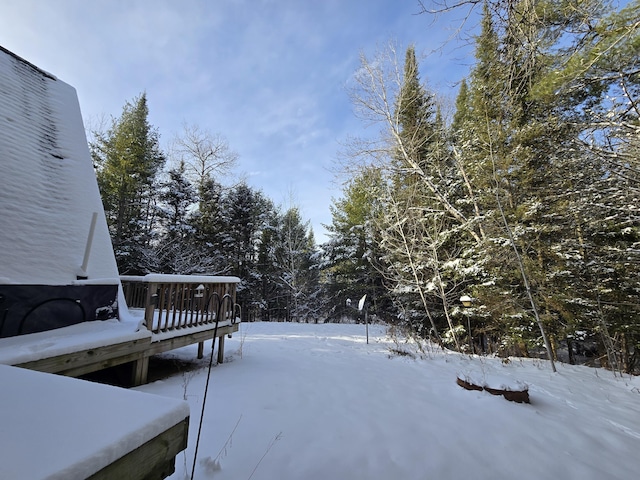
[137,322,640,480]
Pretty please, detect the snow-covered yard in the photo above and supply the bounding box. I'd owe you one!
[137,321,640,480]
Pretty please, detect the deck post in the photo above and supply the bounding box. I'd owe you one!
[132,355,149,386]
[217,335,225,364]
[197,341,204,359]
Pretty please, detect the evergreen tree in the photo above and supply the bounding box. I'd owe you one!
[169,124,240,276]
[330,0,639,368]
[219,183,273,321]
[394,45,436,172]
[158,160,195,242]
[257,209,289,321]
[384,45,470,343]
[155,160,208,274]
[189,176,227,274]
[273,207,319,322]
[323,166,389,322]
[345,43,483,342]
[457,1,569,360]
[530,0,640,370]
[450,78,469,143]
[449,0,638,365]
[91,93,165,274]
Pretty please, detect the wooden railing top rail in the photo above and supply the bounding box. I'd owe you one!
[120,274,241,284]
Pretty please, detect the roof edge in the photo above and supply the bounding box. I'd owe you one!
[0,45,57,81]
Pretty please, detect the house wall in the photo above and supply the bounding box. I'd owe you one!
[0,284,119,338]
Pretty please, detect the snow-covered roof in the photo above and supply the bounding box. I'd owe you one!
[0,46,119,285]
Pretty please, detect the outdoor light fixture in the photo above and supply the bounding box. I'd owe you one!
[195,284,205,298]
[460,295,473,308]
[460,295,474,353]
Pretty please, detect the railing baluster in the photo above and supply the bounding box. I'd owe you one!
[171,283,181,330]
[167,283,176,331]
[174,283,182,328]
[160,283,169,332]
[205,285,211,322]
[187,284,195,327]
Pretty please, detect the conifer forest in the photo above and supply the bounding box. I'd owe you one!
[91,0,639,373]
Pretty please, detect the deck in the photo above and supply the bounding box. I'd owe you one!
[0,275,240,479]
[0,275,241,386]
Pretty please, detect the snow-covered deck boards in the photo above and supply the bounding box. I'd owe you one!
[0,313,239,385]
[0,364,189,480]
[0,275,241,387]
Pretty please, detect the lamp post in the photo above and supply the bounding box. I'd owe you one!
[460,295,473,354]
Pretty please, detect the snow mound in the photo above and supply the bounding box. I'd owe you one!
[457,369,529,392]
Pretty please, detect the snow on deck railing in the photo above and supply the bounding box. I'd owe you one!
[120,274,241,334]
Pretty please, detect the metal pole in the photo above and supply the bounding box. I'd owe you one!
[467,311,473,353]
[191,293,229,480]
[365,309,369,345]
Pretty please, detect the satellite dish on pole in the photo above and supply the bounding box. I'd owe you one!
[357,294,369,345]
[358,294,367,312]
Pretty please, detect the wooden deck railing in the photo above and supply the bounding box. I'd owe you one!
[120,274,241,334]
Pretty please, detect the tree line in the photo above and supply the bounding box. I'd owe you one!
[324,0,639,373]
[90,0,638,373]
[90,99,320,323]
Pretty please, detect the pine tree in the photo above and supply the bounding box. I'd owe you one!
[169,124,240,276]
[384,45,473,344]
[450,78,469,142]
[323,166,389,322]
[273,207,319,322]
[158,160,195,241]
[219,183,273,321]
[91,93,165,274]
[154,160,208,274]
[345,44,483,342]
[453,1,570,362]
[187,176,229,275]
[530,0,640,370]
[394,45,436,172]
[451,0,636,366]
[257,209,288,321]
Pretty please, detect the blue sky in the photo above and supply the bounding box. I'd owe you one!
[0,0,477,242]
